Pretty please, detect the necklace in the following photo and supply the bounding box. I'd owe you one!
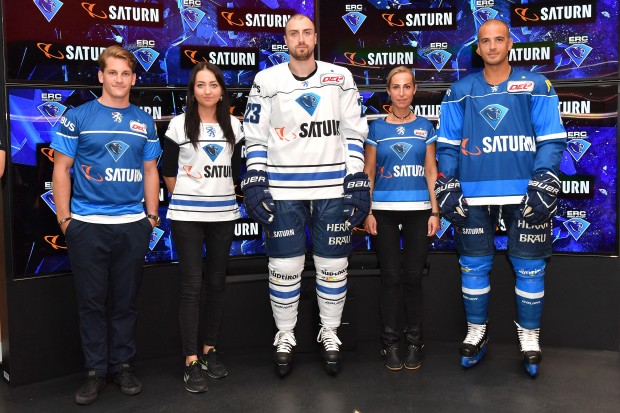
[391,109,412,120]
[483,66,512,93]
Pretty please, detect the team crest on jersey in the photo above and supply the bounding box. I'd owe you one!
[567,139,591,162]
[112,112,123,123]
[565,44,592,67]
[564,217,590,241]
[480,104,508,130]
[414,129,428,138]
[396,126,405,135]
[204,126,216,138]
[296,93,321,116]
[342,12,367,34]
[203,144,223,162]
[390,142,412,160]
[507,81,534,93]
[130,120,147,134]
[105,141,129,162]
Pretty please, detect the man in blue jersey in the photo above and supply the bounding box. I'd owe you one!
[241,14,370,377]
[435,19,566,377]
[52,45,161,404]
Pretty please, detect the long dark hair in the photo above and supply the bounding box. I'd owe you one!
[185,62,236,150]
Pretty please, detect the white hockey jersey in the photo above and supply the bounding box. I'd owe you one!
[244,60,368,200]
[164,114,243,222]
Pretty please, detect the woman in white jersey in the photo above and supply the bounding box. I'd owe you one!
[363,66,440,371]
[162,62,243,393]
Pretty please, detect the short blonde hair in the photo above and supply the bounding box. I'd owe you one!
[98,45,137,73]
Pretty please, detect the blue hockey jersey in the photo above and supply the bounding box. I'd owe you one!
[366,116,436,210]
[436,68,566,205]
[52,100,161,216]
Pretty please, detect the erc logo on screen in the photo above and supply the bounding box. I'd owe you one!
[34,0,63,22]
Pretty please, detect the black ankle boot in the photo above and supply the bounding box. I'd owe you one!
[381,327,403,371]
[381,344,403,370]
[404,325,423,370]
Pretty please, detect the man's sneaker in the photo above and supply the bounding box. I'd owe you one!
[199,348,228,379]
[112,363,142,395]
[404,344,423,370]
[75,371,105,405]
[515,321,542,378]
[381,344,403,371]
[184,361,208,393]
[460,321,489,368]
[317,325,342,375]
[273,330,296,377]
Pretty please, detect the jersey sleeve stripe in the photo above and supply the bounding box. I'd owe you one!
[536,132,568,142]
[268,170,346,181]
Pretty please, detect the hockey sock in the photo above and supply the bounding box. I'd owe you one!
[510,257,545,329]
[314,255,348,328]
[268,256,305,331]
[460,254,493,324]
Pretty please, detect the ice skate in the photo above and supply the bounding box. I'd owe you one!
[460,321,488,368]
[317,325,342,375]
[515,321,541,378]
[273,330,296,377]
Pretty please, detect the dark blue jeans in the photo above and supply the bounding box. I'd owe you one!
[65,218,152,377]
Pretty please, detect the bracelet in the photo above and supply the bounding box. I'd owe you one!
[146,214,161,226]
[431,212,441,217]
[58,217,72,226]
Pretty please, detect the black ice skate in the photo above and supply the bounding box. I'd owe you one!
[273,330,296,377]
[460,321,488,368]
[317,325,342,375]
[515,321,542,378]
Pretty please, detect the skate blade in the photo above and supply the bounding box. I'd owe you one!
[524,362,539,378]
[461,344,487,368]
[324,361,340,376]
[275,363,291,378]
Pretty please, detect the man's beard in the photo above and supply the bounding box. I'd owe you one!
[290,44,314,61]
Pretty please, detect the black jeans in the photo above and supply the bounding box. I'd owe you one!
[373,210,429,333]
[171,220,235,356]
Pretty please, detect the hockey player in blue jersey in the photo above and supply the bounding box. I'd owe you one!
[435,20,566,377]
[241,14,370,377]
[52,46,162,403]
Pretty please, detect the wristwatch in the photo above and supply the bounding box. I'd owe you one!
[147,214,161,226]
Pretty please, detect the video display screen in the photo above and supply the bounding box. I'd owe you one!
[318,0,619,85]
[4,0,313,87]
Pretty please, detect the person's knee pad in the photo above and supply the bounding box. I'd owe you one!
[459,255,493,323]
[510,257,545,329]
[268,256,305,331]
[268,256,304,298]
[314,256,348,327]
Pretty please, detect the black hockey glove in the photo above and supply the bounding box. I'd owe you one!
[343,172,371,228]
[240,170,275,226]
[520,171,561,225]
[434,174,468,225]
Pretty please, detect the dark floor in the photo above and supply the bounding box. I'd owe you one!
[1,340,619,413]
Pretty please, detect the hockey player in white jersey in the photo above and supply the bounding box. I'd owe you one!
[435,19,566,377]
[241,14,370,376]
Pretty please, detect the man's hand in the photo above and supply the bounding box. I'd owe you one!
[343,172,371,228]
[520,171,561,225]
[434,174,468,225]
[240,170,275,226]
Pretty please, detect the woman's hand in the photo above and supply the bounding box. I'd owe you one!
[428,215,440,237]
[364,214,377,235]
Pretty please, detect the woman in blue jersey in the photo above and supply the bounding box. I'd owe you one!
[161,62,243,393]
[363,66,440,371]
